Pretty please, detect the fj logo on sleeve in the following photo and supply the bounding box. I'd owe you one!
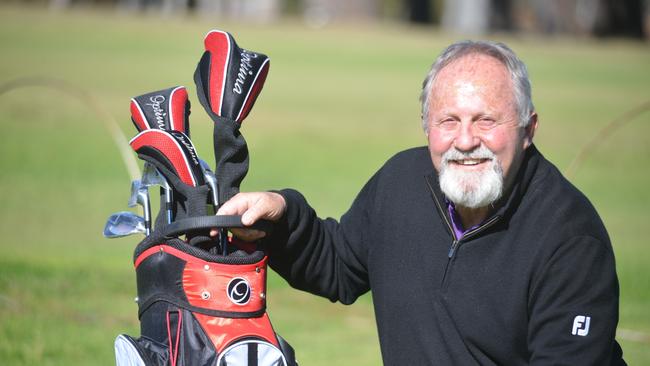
[572,315,591,336]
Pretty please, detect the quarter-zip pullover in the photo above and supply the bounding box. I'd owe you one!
[266,145,625,365]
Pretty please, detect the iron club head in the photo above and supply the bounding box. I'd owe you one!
[142,162,174,224]
[142,163,169,189]
[128,180,142,208]
[103,211,147,238]
[128,179,151,235]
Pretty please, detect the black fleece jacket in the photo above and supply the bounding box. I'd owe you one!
[266,145,625,365]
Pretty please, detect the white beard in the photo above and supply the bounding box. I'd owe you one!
[439,145,504,209]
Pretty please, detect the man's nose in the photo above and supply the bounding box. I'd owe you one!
[453,121,480,151]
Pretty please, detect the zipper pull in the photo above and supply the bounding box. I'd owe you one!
[448,240,459,258]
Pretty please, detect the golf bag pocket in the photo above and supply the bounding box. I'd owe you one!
[117,305,289,366]
[117,225,296,366]
[218,339,286,365]
[115,333,166,366]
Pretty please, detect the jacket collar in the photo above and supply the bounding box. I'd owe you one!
[425,144,542,236]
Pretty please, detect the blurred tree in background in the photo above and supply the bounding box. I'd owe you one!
[32,0,648,39]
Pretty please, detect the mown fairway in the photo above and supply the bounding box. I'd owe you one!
[0,5,648,365]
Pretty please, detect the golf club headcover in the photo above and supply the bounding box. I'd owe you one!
[194,30,270,124]
[194,30,270,205]
[130,129,209,223]
[130,86,191,135]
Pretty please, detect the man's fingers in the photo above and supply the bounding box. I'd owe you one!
[216,193,250,216]
[217,192,286,225]
[209,228,264,241]
[241,204,265,226]
[230,228,266,242]
[215,193,264,226]
[210,192,286,239]
[241,193,286,225]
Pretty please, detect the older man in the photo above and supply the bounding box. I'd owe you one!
[216,41,626,365]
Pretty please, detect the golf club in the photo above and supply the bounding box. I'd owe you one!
[194,30,269,206]
[199,159,219,210]
[142,162,173,224]
[128,180,152,236]
[200,159,227,254]
[103,211,147,238]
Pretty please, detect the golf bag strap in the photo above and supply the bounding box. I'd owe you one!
[162,215,273,238]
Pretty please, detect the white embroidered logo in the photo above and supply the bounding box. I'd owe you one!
[146,95,167,129]
[572,315,591,336]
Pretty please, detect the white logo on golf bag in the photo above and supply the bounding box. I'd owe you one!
[572,315,591,336]
[227,277,251,305]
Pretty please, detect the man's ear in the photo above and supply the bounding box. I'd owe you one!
[523,113,538,149]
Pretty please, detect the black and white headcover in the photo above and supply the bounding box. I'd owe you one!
[130,86,191,135]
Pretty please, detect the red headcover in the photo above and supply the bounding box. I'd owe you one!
[194,30,270,124]
[130,86,191,135]
[129,129,204,187]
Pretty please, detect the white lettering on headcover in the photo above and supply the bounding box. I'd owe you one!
[173,133,199,165]
[146,95,167,129]
[232,50,258,95]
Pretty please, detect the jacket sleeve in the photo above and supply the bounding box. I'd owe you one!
[264,174,379,305]
[527,235,625,365]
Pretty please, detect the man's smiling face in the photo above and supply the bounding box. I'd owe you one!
[426,53,534,208]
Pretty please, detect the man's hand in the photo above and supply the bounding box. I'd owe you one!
[211,192,287,242]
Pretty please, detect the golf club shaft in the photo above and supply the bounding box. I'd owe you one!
[141,190,152,236]
[164,186,173,224]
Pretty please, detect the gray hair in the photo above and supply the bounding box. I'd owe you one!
[419,40,535,133]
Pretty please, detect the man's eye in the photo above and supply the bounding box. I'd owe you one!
[438,120,459,130]
[476,118,497,130]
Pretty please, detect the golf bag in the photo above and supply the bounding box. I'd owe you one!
[114,215,296,366]
[110,29,298,366]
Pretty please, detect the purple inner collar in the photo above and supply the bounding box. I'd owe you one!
[446,200,482,240]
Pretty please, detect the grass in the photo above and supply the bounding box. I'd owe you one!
[0,4,649,365]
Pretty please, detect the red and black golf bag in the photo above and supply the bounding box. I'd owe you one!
[114,216,297,366]
[111,30,297,366]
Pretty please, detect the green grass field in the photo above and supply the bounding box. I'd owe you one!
[0,4,649,364]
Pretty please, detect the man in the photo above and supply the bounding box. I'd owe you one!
[215,41,626,365]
